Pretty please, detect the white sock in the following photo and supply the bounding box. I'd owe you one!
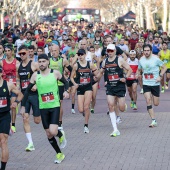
[109,112,118,131]
[26,133,33,144]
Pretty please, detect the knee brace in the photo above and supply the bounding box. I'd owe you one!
[147,105,152,110]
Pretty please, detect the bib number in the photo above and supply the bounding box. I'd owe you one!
[108,74,119,81]
[41,92,54,103]
[129,73,136,79]
[144,73,154,80]
[21,80,30,89]
[80,77,90,84]
[0,98,7,108]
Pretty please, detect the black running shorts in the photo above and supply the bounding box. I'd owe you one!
[0,112,11,135]
[40,107,60,129]
[143,85,160,97]
[126,79,138,87]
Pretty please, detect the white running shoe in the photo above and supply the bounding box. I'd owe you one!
[140,89,143,94]
[110,130,120,137]
[71,109,76,114]
[59,130,67,149]
[84,126,89,133]
[116,116,122,124]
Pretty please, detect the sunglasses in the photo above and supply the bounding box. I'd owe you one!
[107,49,114,53]
[77,53,84,56]
[18,52,26,56]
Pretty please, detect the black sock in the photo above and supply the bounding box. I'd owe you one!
[133,102,136,104]
[48,137,61,153]
[131,98,133,101]
[1,161,7,170]
[58,121,62,127]
[12,123,15,127]
[57,130,63,138]
[72,104,74,109]
[84,124,88,127]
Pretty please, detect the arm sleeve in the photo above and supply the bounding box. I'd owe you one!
[66,65,72,72]
[21,83,35,106]
[59,74,69,91]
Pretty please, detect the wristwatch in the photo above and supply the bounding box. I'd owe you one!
[159,74,163,77]
[14,100,20,104]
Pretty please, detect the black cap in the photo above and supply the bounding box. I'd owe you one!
[38,54,49,60]
[77,49,86,55]
[88,24,93,28]
[80,18,84,22]
[0,65,2,73]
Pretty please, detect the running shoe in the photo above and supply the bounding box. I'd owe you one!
[110,130,120,137]
[165,83,169,90]
[161,87,165,93]
[11,126,16,133]
[54,153,65,164]
[71,109,76,114]
[149,120,157,128]
[140,89,143,94]
[116,116,122,124]
[84,126,89,133]
[91,109,94,114]
[25,143,35,151]
[59,130,67,149]
[133,104,137,110]
[130,101,134,108]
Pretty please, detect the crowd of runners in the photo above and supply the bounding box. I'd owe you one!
[0,19,170,169]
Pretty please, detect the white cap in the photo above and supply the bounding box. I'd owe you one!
[107,44,116,50]
[129,50,136,54]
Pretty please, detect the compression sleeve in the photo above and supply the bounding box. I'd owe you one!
[59,74,69,91]
[21,83,35,106]
[66,65,72,72]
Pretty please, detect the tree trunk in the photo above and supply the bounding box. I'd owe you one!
[139,2,144,28]
[168,3,170,33]
[162,0,167,31]
[151,14,156,30]
[1,11,4,30]
[144,1,152,29]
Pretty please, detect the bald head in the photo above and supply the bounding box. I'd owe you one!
[80,39,87,50]
[51,44,60,58]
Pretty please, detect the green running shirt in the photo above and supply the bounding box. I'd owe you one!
[36,69,60,109]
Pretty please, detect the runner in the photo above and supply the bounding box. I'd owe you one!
[126,50,139,110]
[28,45,38,62]
[18,45,41,151]
[0,45,20,133]
[20,53,69,164]
[70,49,98,133]
[0,65,23,170]
[24,31,37,49]
[50,44,72,129]
[158,42,170,93]
[138,44,167,127]
[97,44,132,136]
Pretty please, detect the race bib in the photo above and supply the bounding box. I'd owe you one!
[0,98,7,108]
[144,73,154,80]
[41,92,54,103]
[129,73,136,79]
[80,77,90,84]
[6,76,16,85]
[108,74,119,81]
[21,80,30,89]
